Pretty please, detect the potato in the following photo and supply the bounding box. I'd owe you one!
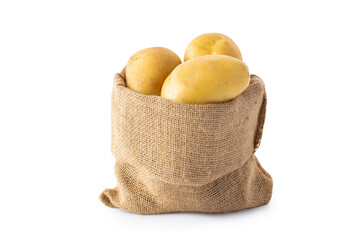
[126,47,181,95]
[161,55,250,104]
[184,33,242,61]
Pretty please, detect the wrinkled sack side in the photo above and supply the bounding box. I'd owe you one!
[100,68,273,214]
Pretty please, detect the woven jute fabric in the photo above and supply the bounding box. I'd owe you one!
[100,68,273,214]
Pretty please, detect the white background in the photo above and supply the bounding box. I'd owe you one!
[1,0,359,239]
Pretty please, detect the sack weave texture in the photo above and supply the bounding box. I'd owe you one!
[100,68,273,214]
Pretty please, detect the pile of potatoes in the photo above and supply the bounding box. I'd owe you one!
[125,33,250,104]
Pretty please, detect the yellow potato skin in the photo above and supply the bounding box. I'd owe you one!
[161,55,250,104]
[184,33,242,61]
[126,47,181,95]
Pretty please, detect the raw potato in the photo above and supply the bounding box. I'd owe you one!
[126,47,181,95]
[161,55,250,104]
[184,33,242,61]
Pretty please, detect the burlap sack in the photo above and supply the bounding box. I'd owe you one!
[100,68,273,214]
